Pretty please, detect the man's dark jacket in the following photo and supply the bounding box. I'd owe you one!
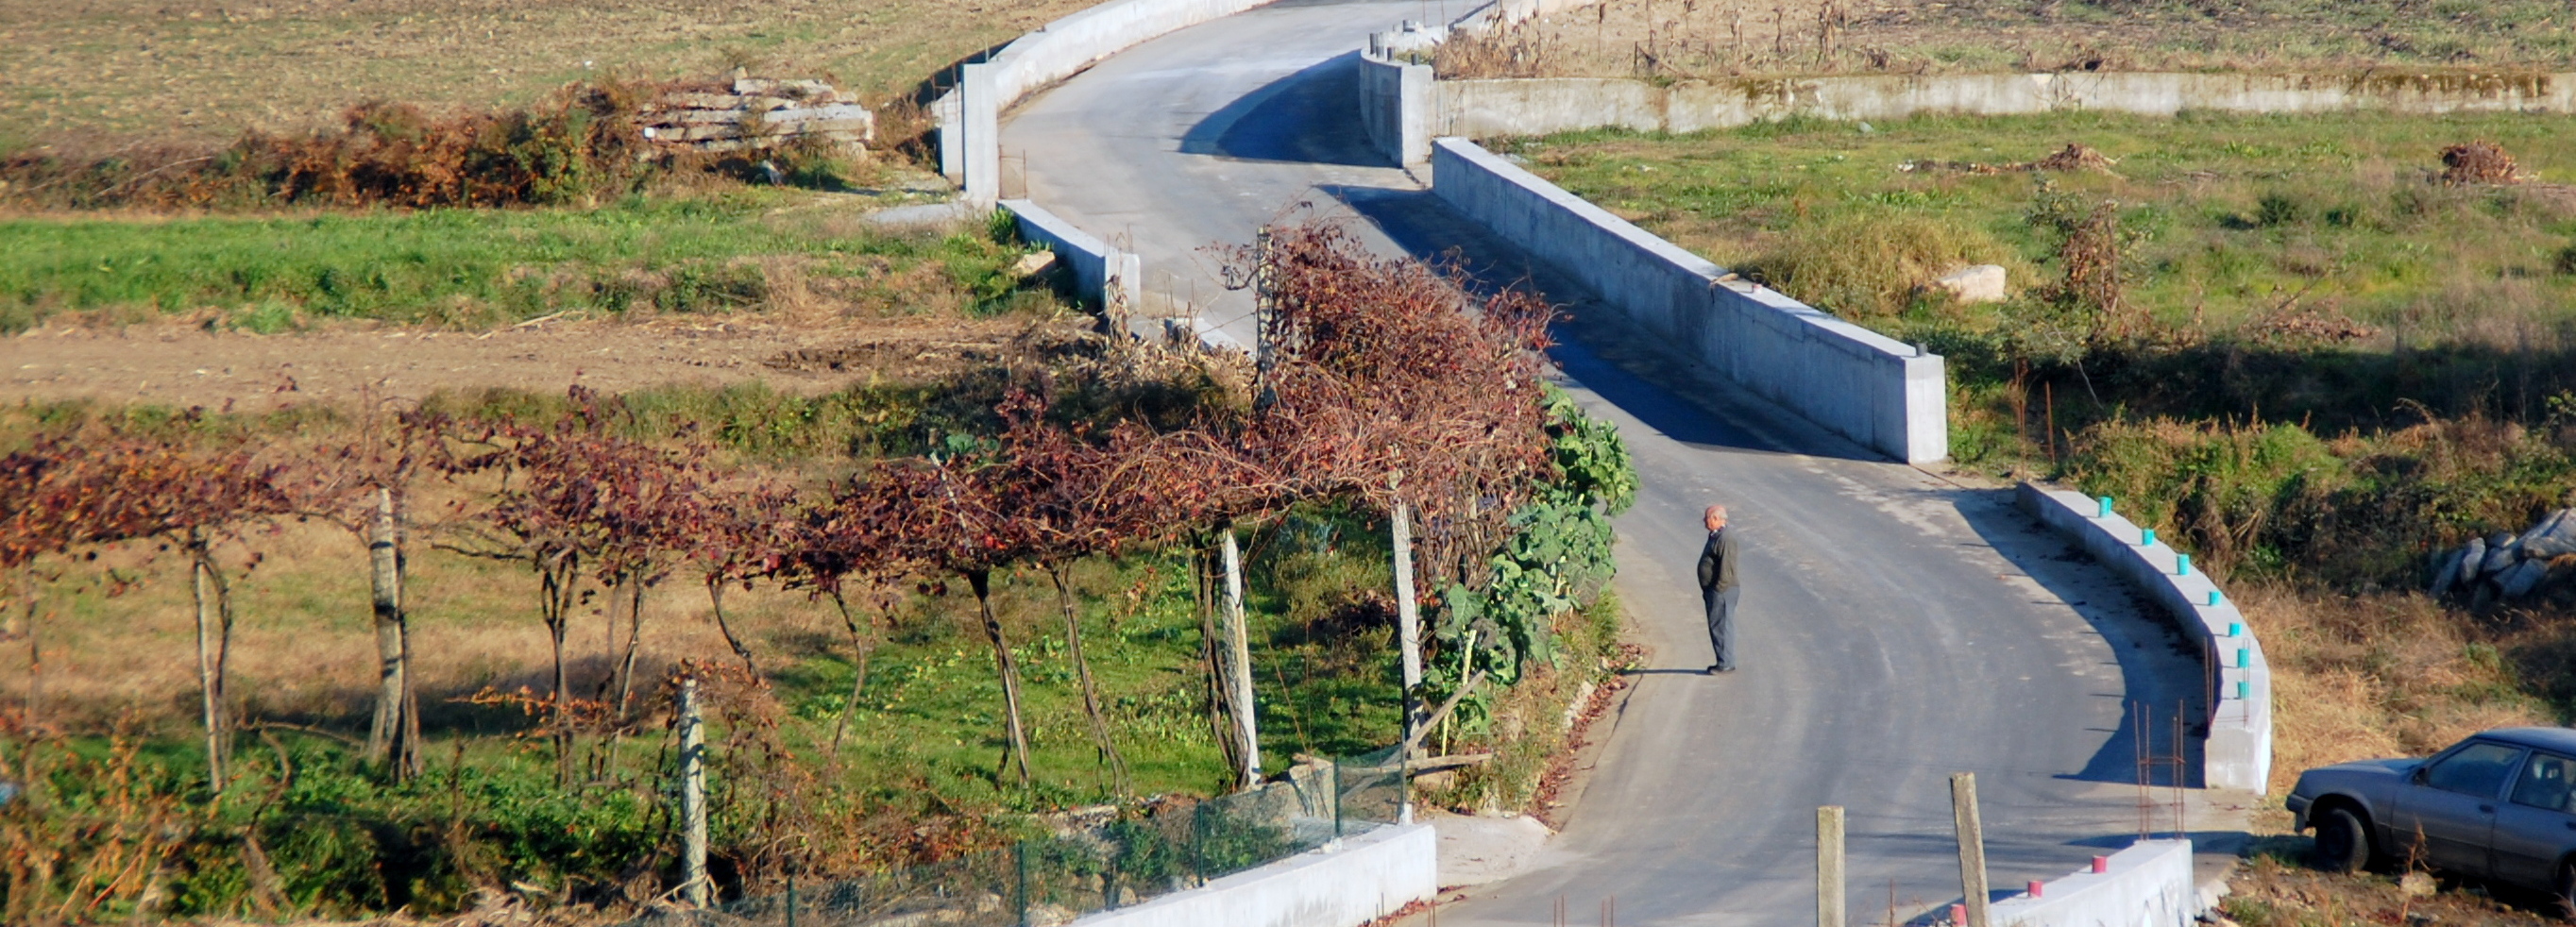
[1697,528,1737,592]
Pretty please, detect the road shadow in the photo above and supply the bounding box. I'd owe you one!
[1946,486,2210,788]
[1322,182,1878,464]
[1178,52,1389,167]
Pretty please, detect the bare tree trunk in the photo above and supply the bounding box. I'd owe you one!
[188,528,232,795]
[825,585,877,759]
[704,578,759,678]
[1219,531,1259,790]
[615,577,646,716]
[1046,563,1128,794]
[541,552,577,786]
[968,570,1032,785]
[1195,545,1240,774]
[365,487,409,773]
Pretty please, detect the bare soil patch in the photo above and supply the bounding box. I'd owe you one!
[0,312,1076,411]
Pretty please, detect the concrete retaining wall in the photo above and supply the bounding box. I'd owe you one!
[1001,198,1141,312]
[1429,137,1947,464]
[1358,50,1433,164]
[1990,839,2197,927]
[1067,823,1436,927]
[2020,484,2273,794]
[1426,71,2576,138]
[940,0,1280,198]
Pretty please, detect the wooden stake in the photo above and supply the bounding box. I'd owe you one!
[1221,531,1259,789]
[1952,773,1990,927]
[1819,805,1846,927]
[679,673,708,907]
[1392,497,1420,824]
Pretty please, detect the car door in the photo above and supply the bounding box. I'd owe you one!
[2490,750,2576,890]
[2387,740,2527,877]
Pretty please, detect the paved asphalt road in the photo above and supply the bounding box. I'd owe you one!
[1003,5,2217,924]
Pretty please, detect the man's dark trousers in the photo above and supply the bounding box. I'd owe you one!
[1697,526,1738,671]
[1703,585,1738,672]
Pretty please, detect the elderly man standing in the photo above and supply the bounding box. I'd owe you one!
[1697,504,1739,674]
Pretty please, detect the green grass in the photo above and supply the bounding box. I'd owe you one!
[0,191,1043,332]
[1511,110,2576,336]
[1514,110,2576,593]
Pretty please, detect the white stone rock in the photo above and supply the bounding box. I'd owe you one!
[2457,536,2487,587]
[2500,558,2550,598]
[1934,264,2008,304]
[2430,547,2466,597]
[2482,537,2522,575]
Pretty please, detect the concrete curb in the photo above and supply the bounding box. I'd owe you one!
[1066,823,1437,927]
[1990,839,2199,927]
[1426,136,1948,464]
[1001,198,1140,312]
[2018,484,2274,794]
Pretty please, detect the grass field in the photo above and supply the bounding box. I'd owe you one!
[1440,0,2576,79]
[0,0,1099,145]
[0,190,1048,333]
[1510,109,2576,340]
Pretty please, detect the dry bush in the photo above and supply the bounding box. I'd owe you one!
[2,80,662,211]
[2439,140,2521,186]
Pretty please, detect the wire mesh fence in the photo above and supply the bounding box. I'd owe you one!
[624,752,1408,927]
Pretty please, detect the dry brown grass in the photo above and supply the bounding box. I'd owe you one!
[0,0,1100,144]
[2243,583,2564,797]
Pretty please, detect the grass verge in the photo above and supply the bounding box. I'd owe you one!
[0,191,1045,333]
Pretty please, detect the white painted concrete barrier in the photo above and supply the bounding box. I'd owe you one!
[1068,823,1436,927]
[1423,71,2576,139]
[1002,198,1141,312]
[940,0,1282,197]
[1429,137,1948,464]
[1990,839,2197,927]
[2020,484,2273,794]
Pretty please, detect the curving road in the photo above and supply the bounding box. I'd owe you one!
[1002,6,2212,924]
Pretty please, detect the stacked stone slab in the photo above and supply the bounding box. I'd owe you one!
[2429,508,2576,604]
[638,76,873,154]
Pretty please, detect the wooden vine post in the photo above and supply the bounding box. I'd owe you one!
[1220,530,1259,790]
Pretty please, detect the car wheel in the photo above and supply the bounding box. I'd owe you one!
[2312,807,2372,873]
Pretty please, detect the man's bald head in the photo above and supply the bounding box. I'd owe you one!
[1703,505,1728,531]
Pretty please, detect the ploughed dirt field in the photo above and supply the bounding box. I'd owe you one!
[0,313,1064,410]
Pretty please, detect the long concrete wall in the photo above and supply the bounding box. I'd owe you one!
[1990,839,2198,927]
[1067,823,1436,927]
[2020,484,2274,794]
[1429,137,1948,464]
[940,0,1281,198]
[1429,71,2576,138]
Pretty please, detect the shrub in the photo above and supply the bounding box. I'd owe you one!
[1761,209,2013,316]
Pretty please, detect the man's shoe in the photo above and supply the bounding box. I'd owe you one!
[1706,664,1731,675]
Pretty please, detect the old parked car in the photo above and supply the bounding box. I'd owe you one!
[2288,727,2576,914]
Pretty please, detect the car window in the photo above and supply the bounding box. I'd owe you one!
[2511,752,2576,812]
[2424,743,2525,798]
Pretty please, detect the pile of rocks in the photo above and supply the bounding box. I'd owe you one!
[637,75,873,155]
[2429,508,2576,604]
